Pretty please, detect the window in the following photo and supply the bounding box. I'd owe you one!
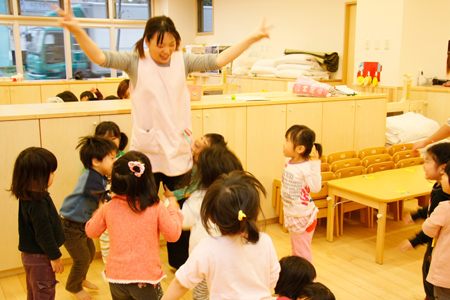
[114,28,145,76]
[70,0,108,18]
[0,25,16,77]
[116,0,150,20]
[19,0,60,16]
[0,0,10,14]
[197,0,213,34]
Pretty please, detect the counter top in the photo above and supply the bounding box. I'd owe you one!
[0,92,387,121]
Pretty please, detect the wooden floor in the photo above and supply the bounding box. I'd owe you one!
[0,200,427,300]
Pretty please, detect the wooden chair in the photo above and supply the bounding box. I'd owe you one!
[366,161,396,173]
[358,146,388,159]
[272,179,287,232]
[361,153,392,168]
[330,158,361,172]
[392,150,420,163]
[388,143,413,156]
[321,163,330,172]
[396,157,425,168]
[334,166,372,235]
[327,150,357,164]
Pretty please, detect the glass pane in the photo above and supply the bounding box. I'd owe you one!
[197,0,212,33]
[19,0,59,16]
[72,28,110,78]
[70,0,107,18]
[0,25,16,77]
[114,28,145,76]
[22,26,65,79]
[0,0,10,14]
[116,0,149,20]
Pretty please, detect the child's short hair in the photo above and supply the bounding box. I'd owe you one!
[205,133,227,148]
[297,282,335,300]
[102,151,159,212]
[444,162,450,182]
[80,91,94,100]
[56,90,78,102]
[9,147,57,201]
[201,170,266,244]
[286,125,316,159]
[275,256,317,299]
[426,142,450,166]
[94,121,129,151]
[195,146,243,189]
[77,136,118,169]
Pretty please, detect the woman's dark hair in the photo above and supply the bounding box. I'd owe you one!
[286,125,316,159]
[99,151,159,213]
[9,147,57,201]
[426,142,450,167]
[105,95,120,100]
[204,133,227,147]
[274,256,317,299]
[95,121,128,151]
[201,170,266,244]
[297,282,335,300]
[117,79,130,99]
[77,136,118,169]
[57,90,78,102]
[134,16,181,59]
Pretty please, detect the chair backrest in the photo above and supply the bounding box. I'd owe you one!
[358,146,388,159]
[366,161,396,173]
[361,153,392,167]
[330,158,361,172]
[388,143,413,156]
[321,171,336,182]
[396,157,425,168]
[326,150,357,164]
[392,150,419,163]
[311,172,336,200]
[335,166,366,178]
[320,156,327,163]
[321,163,330,172]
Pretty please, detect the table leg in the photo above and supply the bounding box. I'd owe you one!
[375,202,387,264]
[326,188,335,242]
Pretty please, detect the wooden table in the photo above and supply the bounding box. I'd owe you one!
[326,165,432,264]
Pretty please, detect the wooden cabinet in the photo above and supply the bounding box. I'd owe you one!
[69,83,95,101]
[191,109,203,142]
[426,92,450,125]
[354,98,387,150]
[0,86,10,105]
[0,120,41,272]
[100,114,132,152]
[203,107,247,168]
[40,84,70,102]
[10,86,41,104]
[97,82,121,98]
[247,105,287,220]
[287,102,323,143]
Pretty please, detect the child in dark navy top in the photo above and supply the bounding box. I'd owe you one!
[10,147,65,300]
[399,142,450,300]
[60,136,117,300]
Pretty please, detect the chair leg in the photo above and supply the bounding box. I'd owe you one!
[417,195,430,207]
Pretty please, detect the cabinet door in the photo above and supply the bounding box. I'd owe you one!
[10,85,41,104]
[354,98,387,150]
[41,84,69,103]
[322,100,355,154]
[191,109,203,141]
[0,86,10,104]
[69,83,95,101]
[287,102,323,143]
[40,116,100,257]
[203,107,247,168]
[0,120,41,272]
[251,79,286,93]
[100,114,132,152]
[97,82,120,98]
[247,105,286,220]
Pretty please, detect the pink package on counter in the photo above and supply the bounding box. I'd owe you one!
[292,76,332,97]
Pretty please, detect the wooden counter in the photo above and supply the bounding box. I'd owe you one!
[0,92,388,274]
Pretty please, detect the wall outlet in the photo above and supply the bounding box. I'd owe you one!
[384,39,390,50]
[365,39,370,50]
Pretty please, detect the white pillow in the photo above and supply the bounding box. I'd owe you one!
[386,112,440,144]
[250,65,277,75]
[274,54,318,66]
[253,59,276,67]
[277,63,323,71]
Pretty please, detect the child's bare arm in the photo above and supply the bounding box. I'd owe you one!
[161,278,190,300]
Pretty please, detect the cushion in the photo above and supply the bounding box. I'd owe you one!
[385,112,440,144]
[274,54,318,66]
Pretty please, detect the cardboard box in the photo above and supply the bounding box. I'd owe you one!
[187,84,202,101]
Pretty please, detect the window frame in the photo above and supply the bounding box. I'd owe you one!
[196,0,213,36]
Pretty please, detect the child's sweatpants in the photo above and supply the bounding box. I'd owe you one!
[289,220,317,264]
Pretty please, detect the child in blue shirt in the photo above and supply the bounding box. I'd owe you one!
[60,136,117,300]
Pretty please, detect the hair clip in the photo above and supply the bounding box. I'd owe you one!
[128,161,145,177]
[238,210,246,221]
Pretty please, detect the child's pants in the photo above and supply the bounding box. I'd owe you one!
[434,286,450,300]
[61,218,95,293]
[109,282,162,300]
[289,220,316,264]
[21,252,58,300]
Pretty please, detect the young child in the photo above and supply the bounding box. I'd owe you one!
[281,125,322,263]
[59,136,117,300]
[10,147,65,300]
[422,163,450,300]
[297,282,335,300]
[181,146,243,299]
[94,121,129,265]
[399,143,450,300]
[85,151,183,300]
[80,87,103,101]
[162,170,281,300]
[273,256,317,300]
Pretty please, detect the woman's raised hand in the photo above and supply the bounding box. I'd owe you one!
[52,0,81,34]
[250,17,274,42]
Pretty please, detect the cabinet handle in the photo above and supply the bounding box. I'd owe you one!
[357,104,362,107]
[288,108,293,112]
[205,114,210,118]
[282,109,286,112]
[93,122,98,126]
[197,115,201,118]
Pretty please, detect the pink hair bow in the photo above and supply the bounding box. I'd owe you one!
[128,161,145,177]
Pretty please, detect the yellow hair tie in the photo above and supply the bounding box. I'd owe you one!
[238,210,246,221]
